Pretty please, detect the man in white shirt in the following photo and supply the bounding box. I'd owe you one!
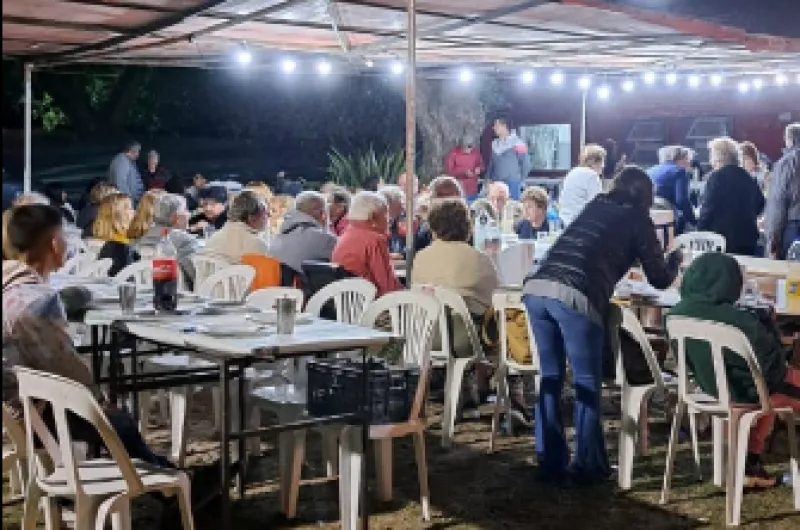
[558,144,607,226]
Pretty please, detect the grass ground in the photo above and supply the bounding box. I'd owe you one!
[3,386,798,529]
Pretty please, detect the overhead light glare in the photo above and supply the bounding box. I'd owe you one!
[521,70,535,84]
[280,58,296,73]
[597,85,611,100]
[775,72,787,86]
[236,48,252,65]
[578,75,591,90]
[710,73,723,86]
[643,71,656,85]
[316,60,332,75]
[365,59,374,68]
[665,72,678,85]
[738,81,750,93]
[549,70,565,86]
[752,77,763,90]
[458,67,473,83]
[391,61,404,75]
[621,79,635,92]
[687,74,701,88]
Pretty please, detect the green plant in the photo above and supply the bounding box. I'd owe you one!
[327,146,406,188]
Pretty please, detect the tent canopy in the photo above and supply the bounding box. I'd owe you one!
[3,0,800,74]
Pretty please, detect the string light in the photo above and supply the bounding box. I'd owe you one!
[236,47,252,66]
[710,73,723,87]
[775,72,787,86]
[643,71,656,85]
[316,60,332,75]
[621,79,635,92]
[550,70,565,85]
[280,58,296,73]
[391,61,404,75]
[578,75,592,90]
[687,74,701,88]
[665,72,678,85]
[738,80,750,93]
[752,77,763,90]
[521,70,535,84]
[597,85,611,100]
[458,67,473,83]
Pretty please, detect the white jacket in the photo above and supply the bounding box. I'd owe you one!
[203,221,269,263]
[559,166,602,226]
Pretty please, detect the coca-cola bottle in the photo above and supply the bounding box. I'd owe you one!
[152,228,179,312]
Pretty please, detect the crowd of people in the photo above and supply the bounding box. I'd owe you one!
[2,120,799,509]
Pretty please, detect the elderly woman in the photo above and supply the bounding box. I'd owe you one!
[648,145,697,234]
[516,186,550,239]
[332,191,402,296]
[204,190,269,263]
[698,137,765,256]
[94,193,138,276]
[559,144,606,227]
[524,167,681,484]
[415,175,464,252]
[136,193,200,287]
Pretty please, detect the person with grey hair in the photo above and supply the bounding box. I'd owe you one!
[143,149,170,191]
[764,122,800,259]
[204,190,269,262]
[698,137,765,255]
[136,193,200,287]
[648,145,696,234]
[108,140,143,202]
[268,191,337,274]
[415,175,465,252]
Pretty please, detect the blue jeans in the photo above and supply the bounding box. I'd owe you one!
[523,294,610,480]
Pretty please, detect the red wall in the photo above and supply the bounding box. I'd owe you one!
[483,84,800,174]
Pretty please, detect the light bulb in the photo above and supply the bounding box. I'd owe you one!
[622,79,635,92]
[280,58,296,73]
[317,61,332,75]
[752,78,763,90]
[550,70,565,85]
[775,72,787,86]
[665,72,678,85]
[578,75,591,90]
[597,85,611,100]
[521,70,535,84]
[738,81,750,93]
[391,61,404,75]
[458,68,473,83]
[365,60,374,68]
[236,49,252,65]
[710,73,723,86]
[687,74,701,88]
[643,71,656,85]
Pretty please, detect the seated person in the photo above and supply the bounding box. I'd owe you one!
[203,189,269,263]
[515,185,550,239]
[127,188,164,240]
[268,191,337,274]
[76,181,116,238]
[2,204,169,468]
[188,185,228,235]
[414,175,464,252]
[378,185,416,257]
[668,252,799,487]
[332,191,402,296]
[136,193,200,288]
[94,192,139,276]
[328,186,350,236]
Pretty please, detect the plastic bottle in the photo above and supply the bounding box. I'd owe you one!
[546,206,562,235]
[473,211,489,252]
[152,228,179,312]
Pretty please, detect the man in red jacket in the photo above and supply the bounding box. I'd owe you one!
[445,137,484,200]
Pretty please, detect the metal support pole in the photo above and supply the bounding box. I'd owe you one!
[404,0,417,281]
[23,63,33,194]
[580,87,587,150]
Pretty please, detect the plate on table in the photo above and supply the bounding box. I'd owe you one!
[247,312,313,325]
[206,300,245,308]
[197,324,270,337]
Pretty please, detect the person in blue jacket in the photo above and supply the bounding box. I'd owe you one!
[487,117,531,201]
[648,145,696,234]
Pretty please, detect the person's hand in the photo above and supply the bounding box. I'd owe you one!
[190,219,209,231]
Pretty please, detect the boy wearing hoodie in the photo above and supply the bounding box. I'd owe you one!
[487,117,531,201]
[668,252,799,487]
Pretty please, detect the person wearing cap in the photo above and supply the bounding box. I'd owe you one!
[142,149,170,191]
[188,185,229,235]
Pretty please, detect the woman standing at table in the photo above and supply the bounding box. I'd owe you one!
[94,192,139,276]
[523,166,681,485]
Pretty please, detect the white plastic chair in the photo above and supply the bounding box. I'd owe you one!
[136,245,157,260]
[191,254,232,291]
[58,253,95,276]
[338,291,440,528]
[496,241,535,286]
[661,317,799,526]
[196,264,255,302]
[78,258,113,279]
[114,260,154,289]
[412,285,485,448]
[489,292,540,453]
[304,278,377,324]
[83,238,105,256]
[673,231,726,254]
[3,404,29,501]
[16,367,194,530]
[246,287,305,312]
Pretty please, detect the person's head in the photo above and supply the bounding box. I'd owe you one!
[329,186,351,223]
[124,141,141,161]
[164,173,187,195]
[612,166,654,210]
[378,185,405,220]
[89,181,116,206]
[229,190,268,232]
[708,137,742,170]
[679,251,743,304]
[429,175,464,200]
[659,145,691,169]
[2,194,51,259]
[579,144,607,174]
[147,150,159,170]
[42,184,67,207]
[244,182,273,204]
[127,189,164,239]
[349,191,389,235]
[493,117,512,138]
[520,186,549,227]
[193,173,207,190]
[458,134,476,150]
[93,193,134,239]
[153,193,190,230]
[294,191,328,227]
[200,185,228,220]
[6,205,66,273]
[740,141,760,174]
[397,172,419,197]
[784,123,800,149]
[361,175,380,192]
[427,198,471,243]
[488,181,510,212]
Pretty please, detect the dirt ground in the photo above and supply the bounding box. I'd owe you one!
[4,383,799,530]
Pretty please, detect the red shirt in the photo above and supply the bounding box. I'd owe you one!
[444,147,483,196]
[332,221,402,297]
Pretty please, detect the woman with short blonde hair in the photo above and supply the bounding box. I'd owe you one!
[127,189,164,240]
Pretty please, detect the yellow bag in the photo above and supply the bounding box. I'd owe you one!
[481,308,532,365]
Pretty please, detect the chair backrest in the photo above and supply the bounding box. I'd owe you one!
[241,254,291,290]
[83,238,105,256]
[2,403,27,459]
[196,264,255,301]
[191,254,233,290]
[665,316,771,413]
[59,253,94,275]
[137,245,157,260]
[650,208,675,252]
[360,291,441,421]
[15,368,145,498]
[673,231,726,254]
[301,260,355,304]
[412,285,484,361]
[114,259,154,289]
[78,258,113,278]
[305,278,377,324]
[492,291,539,372]
[246,287,305,312]
[617,306,667,391]
[496,242,536,286]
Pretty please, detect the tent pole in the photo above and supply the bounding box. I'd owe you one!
[580,87,587,150]
[404,0,417,280]
[23,63,33,194]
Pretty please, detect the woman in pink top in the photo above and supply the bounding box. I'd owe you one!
[331,191,402,296]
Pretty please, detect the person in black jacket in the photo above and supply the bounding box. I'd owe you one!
[522,166,681,484]
[698,137,765,256]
